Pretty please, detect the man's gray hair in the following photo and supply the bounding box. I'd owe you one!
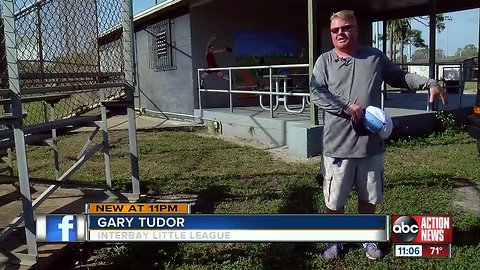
[330,10,358,26]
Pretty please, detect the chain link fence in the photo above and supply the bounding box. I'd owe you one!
[1,0,127,126]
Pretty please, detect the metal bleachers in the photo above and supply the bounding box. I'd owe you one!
[0,0,140,266]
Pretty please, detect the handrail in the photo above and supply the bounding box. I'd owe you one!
[200,88,310,96]
[198,63,310,119]
[198,61,473,118]
[393,62,471,110]
[198,63,309,72]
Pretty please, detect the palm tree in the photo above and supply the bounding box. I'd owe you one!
[387,19,410,63]
[387,14,450,63]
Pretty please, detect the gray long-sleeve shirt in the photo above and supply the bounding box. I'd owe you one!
[311,46,438,158]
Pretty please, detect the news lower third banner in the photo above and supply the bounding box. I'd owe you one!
[391,215,452,244]
[87,214,387,242]
[36,203,388,242]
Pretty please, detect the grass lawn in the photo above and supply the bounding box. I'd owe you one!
[20,129,480,269]
[464,82,477,93]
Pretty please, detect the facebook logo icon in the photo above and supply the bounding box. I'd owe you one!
[36,214,85,242]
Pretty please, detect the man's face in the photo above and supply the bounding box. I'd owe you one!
[330,17,358,50]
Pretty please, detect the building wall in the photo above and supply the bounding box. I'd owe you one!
[190,1,373,109]
[190,0,309,109]
[135,13,194,117]
[132,1,374,116]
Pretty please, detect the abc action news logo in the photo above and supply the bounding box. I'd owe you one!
[391,215,452,244]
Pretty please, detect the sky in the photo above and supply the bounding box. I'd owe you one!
[133,1,479,57]
[133,0,158,15]
[411,8,479,56]
[372,9,479,57]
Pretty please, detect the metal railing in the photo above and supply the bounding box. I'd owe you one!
[197,61,476,119]
[440,64,479,109]
[198,63,310,118]
[394,62,478,110]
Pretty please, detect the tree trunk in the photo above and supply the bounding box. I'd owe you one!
[400,36,405,64]
[389,22,394,60]
[393,41,397,63]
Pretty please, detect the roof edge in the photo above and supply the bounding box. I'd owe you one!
[134,0,184,21]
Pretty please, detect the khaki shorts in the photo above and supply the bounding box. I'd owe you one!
[321,153,385,211]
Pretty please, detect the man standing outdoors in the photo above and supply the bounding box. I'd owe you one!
[310,10,448,260]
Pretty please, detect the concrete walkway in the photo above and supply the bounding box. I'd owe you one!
[73,113,203,132]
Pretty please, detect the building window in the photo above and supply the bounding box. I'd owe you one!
[148,19,176,71]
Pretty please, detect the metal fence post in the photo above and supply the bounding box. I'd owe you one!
[198,69,203,119]
[229,69,233,113]
[269,67,273,118]
[123,0,140,197]
[1,0,38,259]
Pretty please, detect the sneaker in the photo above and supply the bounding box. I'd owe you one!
[222,75,229,80]
[200,79,205,88]
[322,243,343,260]
[363,243,383,260]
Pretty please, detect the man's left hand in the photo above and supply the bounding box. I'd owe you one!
[429,85,448,105]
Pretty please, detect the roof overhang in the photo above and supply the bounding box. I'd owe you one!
[98,0,479,44]
[133,0,188,27]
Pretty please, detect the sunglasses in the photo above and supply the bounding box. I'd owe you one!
[330,25,355,34]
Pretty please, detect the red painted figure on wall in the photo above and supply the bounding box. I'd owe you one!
[200,35,232,88]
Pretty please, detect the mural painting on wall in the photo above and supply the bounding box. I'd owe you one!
[234,29,304,99]
[200,35,234,88]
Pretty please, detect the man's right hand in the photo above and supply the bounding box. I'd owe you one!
[345,103,364,122]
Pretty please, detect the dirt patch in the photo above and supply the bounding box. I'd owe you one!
[452,178,480,215]
[196,133,321,165]
[268,145,321,164]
